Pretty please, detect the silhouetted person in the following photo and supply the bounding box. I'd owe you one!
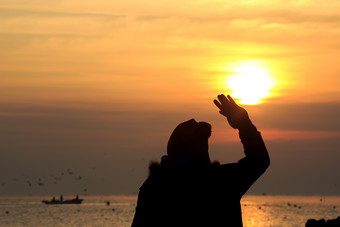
[131,94,270,227]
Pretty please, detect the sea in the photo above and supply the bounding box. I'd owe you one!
[0,195,339,227]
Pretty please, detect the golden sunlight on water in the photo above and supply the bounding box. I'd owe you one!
[225,61,275,105]
[2,195,340,227]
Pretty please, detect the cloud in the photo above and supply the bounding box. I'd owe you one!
[189,10,340,25]
[0,32,105,39]
[0,101,190,152]
[247,102,340,132]
[0,8,125,19]
[261,130,340,141]
[1,100,340,195]
[136,15,170,21]
[210,129,340,143]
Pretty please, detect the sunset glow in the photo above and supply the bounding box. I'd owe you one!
[226,62,274,105]
[1,0,340,198]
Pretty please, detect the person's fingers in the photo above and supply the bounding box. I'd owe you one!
[218,94,230,106]
[227,95,237,106]
[213,99,222,110]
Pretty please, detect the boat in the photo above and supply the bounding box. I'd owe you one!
[42,196,83,205]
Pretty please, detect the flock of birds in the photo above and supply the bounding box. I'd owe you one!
[1,166,100,194]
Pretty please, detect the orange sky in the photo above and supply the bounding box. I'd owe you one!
[0,0,340,195]
[1,0,340,106]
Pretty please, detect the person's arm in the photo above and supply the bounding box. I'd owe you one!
[214,94,270,196]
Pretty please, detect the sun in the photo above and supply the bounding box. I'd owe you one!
[226,62,274,105]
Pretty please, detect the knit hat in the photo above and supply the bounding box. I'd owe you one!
[167,119,211,161]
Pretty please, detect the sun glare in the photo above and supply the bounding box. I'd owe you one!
[226,62,274,105]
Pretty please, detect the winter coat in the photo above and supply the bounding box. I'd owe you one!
[131,123,270,227]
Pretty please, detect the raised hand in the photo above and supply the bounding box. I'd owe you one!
[213,94,252,129]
